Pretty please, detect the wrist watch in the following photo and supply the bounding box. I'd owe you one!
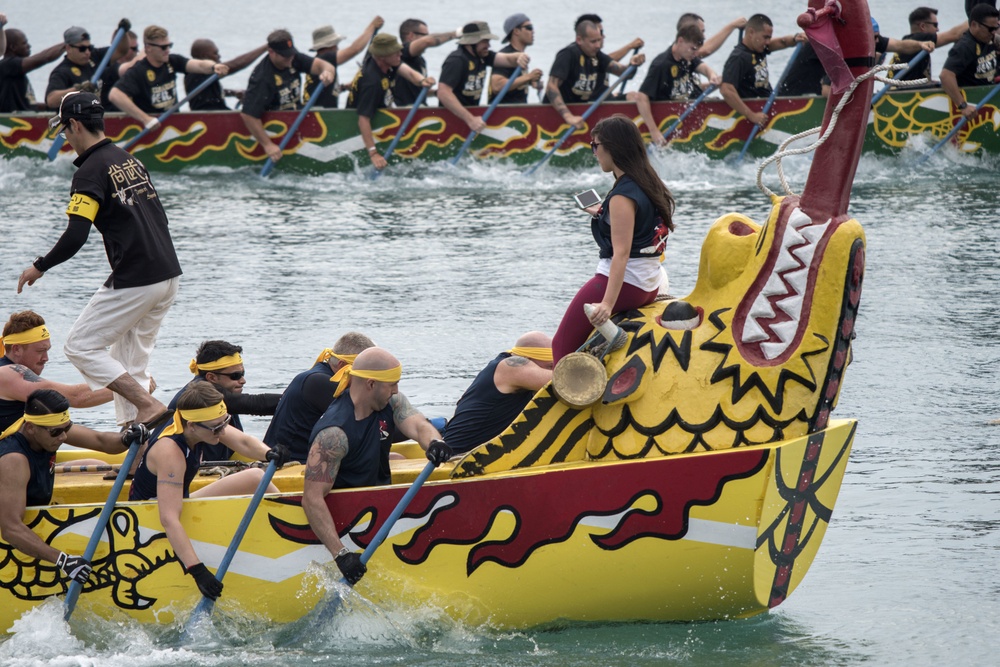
[958,101,968,110]
[32,256,46,273]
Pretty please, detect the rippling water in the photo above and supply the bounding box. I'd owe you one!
[3,0,1000,664]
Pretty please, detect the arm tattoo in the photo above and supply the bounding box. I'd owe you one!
[10,365,42,382]
[390,392,420,425]
[504,356,530,367]
[157,479,183,486]
[304,427,348,486]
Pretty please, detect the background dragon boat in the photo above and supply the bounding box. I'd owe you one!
[1,84,997,174]
[2,0,872,633]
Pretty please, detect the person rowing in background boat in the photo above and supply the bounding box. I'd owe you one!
[394,18,459,106]
[443,332,553,455]
[185,38,266,110]
[0,18,65,112]
[437,21,530,133]
[674,13,747,60]
[304,16,383,109]
[17,91,180,428]
[301,347,451,585]
[896,6,970,88]
[635,24,721,147]
[0,311,113,434]
[149,340,283,461]
[128,382,288,601]
[0,389,142,587]
[719,13,804,128]
[108,25,229,133]
[346,33,434,170]
[44,22,130,109]
[239,29,335,164]
[489,13,543,105]
[100,29,140,111]
[546,19,644,130]
[940,4,999,120]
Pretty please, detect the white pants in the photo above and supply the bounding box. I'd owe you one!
[64,276,180,425]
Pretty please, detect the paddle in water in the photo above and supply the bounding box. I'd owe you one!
[916,81,1000,165]
[370,86,430,180]
[260,82,326,177]
[448,65,522,166]
[63,411,171,620]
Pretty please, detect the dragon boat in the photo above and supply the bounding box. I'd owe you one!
[1,83,997,174]
[2,0,872,633]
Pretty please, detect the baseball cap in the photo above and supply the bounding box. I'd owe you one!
[48,91,104,133]
[503,14,530,43]
[64,26,90,45]
[268,36,296,56]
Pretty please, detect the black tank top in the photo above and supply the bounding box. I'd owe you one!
[308,393,394,489]
[444,353,535,453]
[0,356,26,433]
[0,432,55,506]
[128,433,201,501]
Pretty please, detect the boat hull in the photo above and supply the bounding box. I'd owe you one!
[2,86,996,174]
[0,420,854,630]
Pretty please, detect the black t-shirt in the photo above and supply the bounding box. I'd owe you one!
[723,43,772,98]
[639,47,704,101]
[185,71,227,110]
[242,52,315,118]
[897,32,937,81]
[100,59,124,111]
[394,41,428,106]
[490,44,529,104]
[113,54,191,113]
[346,56,395,117]
[943,31,998,87]
[777,42,825,96]
[439,45,497,106]
[68,138,182,288]
[550,43,613,103]
[0,56,37,112]
[304,51,340,108]
[45,47,111,105]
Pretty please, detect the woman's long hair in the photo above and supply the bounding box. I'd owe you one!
[592,114,675,231]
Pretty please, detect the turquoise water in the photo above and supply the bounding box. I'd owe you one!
[3,0,1000,664]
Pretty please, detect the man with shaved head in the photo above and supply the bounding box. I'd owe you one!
[0,20,65,112]
[301,346,451,585]
[444,332,554,454]
[185,38,266,110]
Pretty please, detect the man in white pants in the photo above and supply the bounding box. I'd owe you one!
[17,91,181,426]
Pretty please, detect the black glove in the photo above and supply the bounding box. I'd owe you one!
[335,550,367,585]
[121,422,149,447]
[118,18,131,32]
[57,551,93,584]
[266,443,290,468]
[187,562,223,600]
[425,439,453,466]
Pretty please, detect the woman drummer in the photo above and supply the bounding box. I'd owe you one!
[552,114,675,361]
[128,381,286,601]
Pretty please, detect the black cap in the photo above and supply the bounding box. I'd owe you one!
[48,91,104,133]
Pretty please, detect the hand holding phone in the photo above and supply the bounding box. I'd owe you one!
[573,189,602,210]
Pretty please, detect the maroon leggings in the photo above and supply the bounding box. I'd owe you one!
[552,274,659,362]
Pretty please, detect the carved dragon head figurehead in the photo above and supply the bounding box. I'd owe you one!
[455,0,872,477]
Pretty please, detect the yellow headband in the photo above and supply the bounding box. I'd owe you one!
[509,346,554,362]
[319,351,361,398]
[189,353,243,374]
[1,325,51,358]
[0,409,72,440]
[160,400,228,436]
[348,365,402,385]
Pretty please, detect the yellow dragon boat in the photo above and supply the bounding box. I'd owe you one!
[1,0,872,632]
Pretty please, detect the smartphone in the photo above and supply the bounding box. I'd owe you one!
[573,188,603,209]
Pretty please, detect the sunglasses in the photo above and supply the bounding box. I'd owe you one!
[981,23,999,34]
[71,44,93,52]
[148,42,173,50]
[193,413,231,435]
[210,370,245,381]
[922,21,939,28]
[128,45,139,52]
[45,423,73,437]
[590,140,601,152]
[520,24,534,31]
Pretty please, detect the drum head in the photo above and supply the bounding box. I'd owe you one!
[552,352,607,408]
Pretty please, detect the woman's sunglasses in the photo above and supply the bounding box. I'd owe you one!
[193,414,231,435]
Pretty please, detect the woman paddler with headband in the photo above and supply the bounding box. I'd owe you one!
[0,389,140,587]
[128,382,288,601]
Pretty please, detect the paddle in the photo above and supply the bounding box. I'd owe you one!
[613,47,641,96]
[448,65,522,166]
[369,86,430,181]
[916,81,1000,165]
[123,74,220,151]
[658,83,718,145]
[260,81,325,177]
[312,459,437,622]
[735,42,804,164]
[524,64,638,176]
[63,410,171,621]
[871,50,927,106]
[48,22,129,160]
[182,458,279,635]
